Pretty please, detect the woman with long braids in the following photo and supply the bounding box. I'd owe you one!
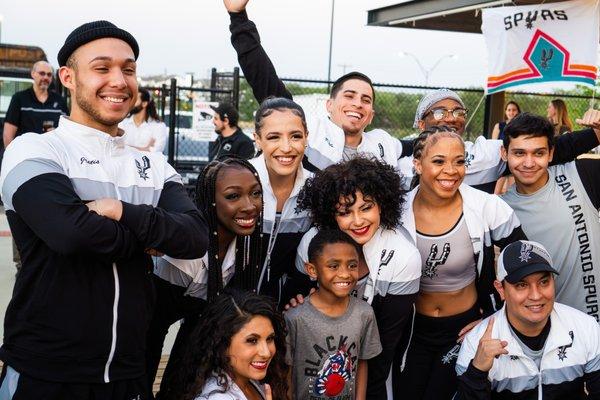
[145,157,264,398]
[163,289,288,400]
[249,97,313,305]
[295,155,421,399]
[396,126,526,399]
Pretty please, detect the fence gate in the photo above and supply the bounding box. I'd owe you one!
[147,67,240,193]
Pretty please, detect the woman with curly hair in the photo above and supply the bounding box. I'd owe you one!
[396,127,526,399]
[163,290,288,400]
[295,155,421,399]
[146,157,264,397]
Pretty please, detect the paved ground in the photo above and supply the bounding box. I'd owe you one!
[0,206,180,353]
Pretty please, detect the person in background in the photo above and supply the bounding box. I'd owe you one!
[209,102,255,160]
[3,60,69,274]
[491,101,521,141]
[164,290,288,400]
[120,88,168,152]
[3,61,68,147]
[491,101,521,194]
[547,98,573,136]
[456,240,600,400]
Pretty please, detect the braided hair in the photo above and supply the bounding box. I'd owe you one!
[195,157,264,302]
[410,125,464,189]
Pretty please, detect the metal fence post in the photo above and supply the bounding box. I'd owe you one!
[167,78,177,166]
[232,67,240,109]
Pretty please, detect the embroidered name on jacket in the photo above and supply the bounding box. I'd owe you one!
[136,156,151,180]
[80,157,100,165]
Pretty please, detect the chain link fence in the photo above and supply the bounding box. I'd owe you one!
[237,77,597,142]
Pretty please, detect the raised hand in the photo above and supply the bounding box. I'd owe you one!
[471,317,508,372]
[223,0,249,13]
[265,383,272,400]
[576,108,600,131]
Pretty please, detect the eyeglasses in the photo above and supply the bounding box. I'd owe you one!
[37,71,53,77]
[425,107,468,121]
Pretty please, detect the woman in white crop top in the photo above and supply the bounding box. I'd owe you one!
[396,127,526,399]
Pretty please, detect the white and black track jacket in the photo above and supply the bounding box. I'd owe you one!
[456,303,600,399]
[250,155,313,303]
[0,117,208,383]
[402,184,526,315]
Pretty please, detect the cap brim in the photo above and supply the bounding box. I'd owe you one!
[504,263,559,284]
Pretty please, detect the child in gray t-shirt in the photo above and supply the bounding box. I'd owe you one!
[285,230,382,400]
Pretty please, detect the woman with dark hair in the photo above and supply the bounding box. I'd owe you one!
[396,128,526,399]
[295,156,421,399]
[548,98,573,136]
[491,101,521,141]
[146,157,264,397]
[120,88,168,152]
[249,97,313,305]
[163,290,289,400]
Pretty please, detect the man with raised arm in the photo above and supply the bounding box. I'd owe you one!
[223,0,413,172]
[0,21,208,400]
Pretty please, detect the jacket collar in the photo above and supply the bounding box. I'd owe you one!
[252,154,309,202]
[494,305,574,358]
[58,116,127,147]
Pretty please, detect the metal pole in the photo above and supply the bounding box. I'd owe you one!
[167,78,177,166]
[232,66,240,109]
[327,0,335,90]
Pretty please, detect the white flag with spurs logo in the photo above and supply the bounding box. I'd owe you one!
[482,0,599,94]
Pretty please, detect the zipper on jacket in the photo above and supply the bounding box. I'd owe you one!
[103,138,123,383]
[103,262,120,382]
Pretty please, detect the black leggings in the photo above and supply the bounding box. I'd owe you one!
[145,275,206,399]
[395,305,481,400]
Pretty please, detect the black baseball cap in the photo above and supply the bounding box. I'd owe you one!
[497,240,559,284]
[210,102,238,122]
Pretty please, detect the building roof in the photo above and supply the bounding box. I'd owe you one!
[367,0,564,33]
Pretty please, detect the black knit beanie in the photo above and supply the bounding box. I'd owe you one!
[57,20,139,66]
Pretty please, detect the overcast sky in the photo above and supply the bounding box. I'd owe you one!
[2,0,494,88]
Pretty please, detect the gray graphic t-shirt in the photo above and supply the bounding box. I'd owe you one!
[284,296,382,400]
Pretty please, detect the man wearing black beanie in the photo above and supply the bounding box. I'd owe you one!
[0,21,208,399]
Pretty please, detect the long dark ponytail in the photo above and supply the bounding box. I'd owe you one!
[195,157,264,302]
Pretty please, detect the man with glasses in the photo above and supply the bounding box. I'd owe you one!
[3,61,69,275]
[404,89,600,193]
[3,61,69,147]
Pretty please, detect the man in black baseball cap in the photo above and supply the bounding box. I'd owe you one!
[455,241,600,399]
[209,102,254,160]
[0,21,208,400]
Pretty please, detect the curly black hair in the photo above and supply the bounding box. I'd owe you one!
[297,155,405,231]
[162,289,289,400]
